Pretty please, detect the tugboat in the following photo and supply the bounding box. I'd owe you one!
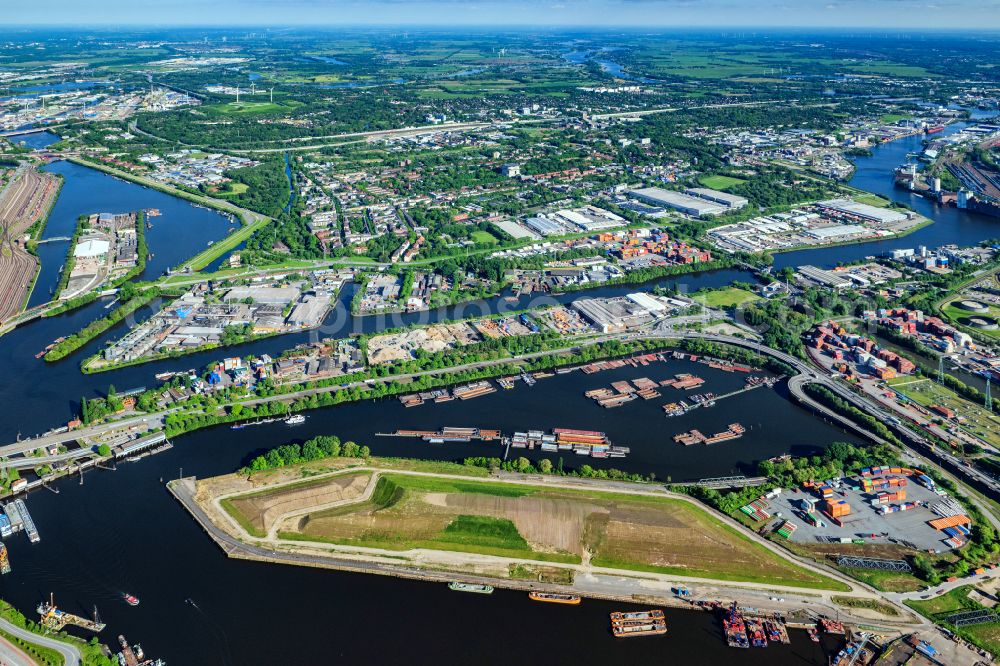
[123,593,140,607]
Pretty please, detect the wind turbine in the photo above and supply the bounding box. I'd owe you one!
[250,81,256,95]
[269,87,274,103]
[235,86,240,103]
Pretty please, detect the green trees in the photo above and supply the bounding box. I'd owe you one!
[96,444,111,457]
[45,288,161,362]
[238,435,369,474]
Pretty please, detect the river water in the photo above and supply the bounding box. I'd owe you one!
[772,109,1000,270]
[8,113,1000,663]
[28,160,235,308]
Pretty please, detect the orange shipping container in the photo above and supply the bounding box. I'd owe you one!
[929,515,971,530]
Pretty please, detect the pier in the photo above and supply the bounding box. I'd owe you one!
[679,376,780,414]
[37,595,105,633]
[14,499,39,543]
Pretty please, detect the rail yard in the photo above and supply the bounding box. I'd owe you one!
[0,166,59,321]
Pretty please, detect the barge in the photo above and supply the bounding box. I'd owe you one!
[448,582,493,594]
[528,592,581,605]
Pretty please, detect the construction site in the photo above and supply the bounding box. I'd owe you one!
[0,165,60,321]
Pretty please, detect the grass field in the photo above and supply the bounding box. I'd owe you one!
[905,585,1000,655]
[220,470,852,589]
[219,182,249,196]
[852,193,892,207]
[888,376,1000,448]
[838,567,925,593]
[698,174,746,190]
[694,286,760,309]
[470,230,499,245]
[206,101,301,115]
[831,595,900,616]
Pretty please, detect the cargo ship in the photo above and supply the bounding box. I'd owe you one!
[0,542,10,575]
[611,620,667,638]
[743,617,768,647]
[448,582,493,594]
[722,603,750,648]
[609,610,667,638]
[528,592,581,605]
[925,124,945,135]
[764,619,790,644]
[609,609,665,623]
[15,500,39,543]
[452,381,496,400]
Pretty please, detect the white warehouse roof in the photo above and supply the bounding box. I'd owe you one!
[74,239,110,258]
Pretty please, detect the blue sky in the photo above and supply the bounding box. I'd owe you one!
[8,0,1000,28]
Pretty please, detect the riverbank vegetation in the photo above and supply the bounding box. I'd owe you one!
[45,284,163,362]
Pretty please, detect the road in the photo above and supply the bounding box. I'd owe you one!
[0,617,81,665]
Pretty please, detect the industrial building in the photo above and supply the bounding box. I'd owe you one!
[797,265,852,289]
[571,292,682,332]
[817,198,910,225]
[685,187,749,211]
[551,206,627,232]
[803,224,869,241]
[73,238,111,258]
[627,187,727,217]
[523,215,565,236]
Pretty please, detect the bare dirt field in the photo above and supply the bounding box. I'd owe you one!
[228,472,370,534]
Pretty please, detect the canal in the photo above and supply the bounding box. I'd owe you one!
[8,113,1000,664]
[772,110,1000,271]
[27,160,235,308]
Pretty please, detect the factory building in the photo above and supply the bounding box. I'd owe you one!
[797,265,852,289]
[627,187,727,217]
[684,187,749,211]
[817,198,909,225]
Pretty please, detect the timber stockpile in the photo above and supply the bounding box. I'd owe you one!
[0,166,60,321]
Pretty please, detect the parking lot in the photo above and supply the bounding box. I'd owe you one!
[768,476,954,553]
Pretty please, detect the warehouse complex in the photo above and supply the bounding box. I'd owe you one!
[627,186,747,217]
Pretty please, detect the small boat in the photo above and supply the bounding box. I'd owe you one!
[284,415,306,425]
[123,593,140,607]
[808,627,820,642]
[528,592,581,605]
[448,582,493,594]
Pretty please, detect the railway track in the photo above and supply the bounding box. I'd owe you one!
[0,167,60,322]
